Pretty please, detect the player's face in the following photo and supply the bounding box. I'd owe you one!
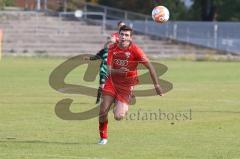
[119,30,132,48]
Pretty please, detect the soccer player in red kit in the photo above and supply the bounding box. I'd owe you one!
[98,25,164,144]
[85,21,126,104]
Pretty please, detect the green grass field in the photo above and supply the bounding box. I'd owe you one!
[0,56,240,159]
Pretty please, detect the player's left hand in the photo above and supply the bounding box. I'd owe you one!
[83,56,90,60]
[154,84,164,96]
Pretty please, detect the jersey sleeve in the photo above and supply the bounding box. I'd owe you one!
[134,45,149,64]
[111,32,119,43]
[96,48,105,58]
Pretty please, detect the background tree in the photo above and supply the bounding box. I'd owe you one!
[188,0,240,21]
[0,0,15,9]
[187,0,222,21]
[217,0,240,21]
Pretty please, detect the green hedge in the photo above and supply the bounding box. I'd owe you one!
[0,0,15,9]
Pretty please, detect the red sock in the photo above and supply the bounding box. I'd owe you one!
[99,120,108,139]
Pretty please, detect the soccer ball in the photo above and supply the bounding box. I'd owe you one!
[74,10,83,18]
[152,6,170,23]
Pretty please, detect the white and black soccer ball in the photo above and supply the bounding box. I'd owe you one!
[152,6,170,23]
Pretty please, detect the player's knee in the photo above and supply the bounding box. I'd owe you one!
[114,113,125,121]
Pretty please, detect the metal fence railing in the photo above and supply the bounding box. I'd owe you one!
[81,2,240,54]
[1,1,239,54]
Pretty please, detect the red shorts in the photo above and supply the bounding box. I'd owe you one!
[102,78,133,104]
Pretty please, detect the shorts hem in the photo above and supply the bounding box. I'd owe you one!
[102,90,115,98]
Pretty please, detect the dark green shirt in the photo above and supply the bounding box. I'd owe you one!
[90,48,108,77]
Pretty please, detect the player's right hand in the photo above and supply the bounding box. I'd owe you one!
[83,56,90,60]
[154,84,164,96]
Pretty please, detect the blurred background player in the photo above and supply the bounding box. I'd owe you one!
[84,48,108,104]
[85,21,126,104]
[98,25,164,145]
[104,21,126,48]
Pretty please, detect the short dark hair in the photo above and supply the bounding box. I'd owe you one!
[119,25,133,35]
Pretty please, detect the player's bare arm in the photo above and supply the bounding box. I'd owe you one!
[83,55,100,60]
[83,55,101,61]
[90,55,101,60]
[143,61,164,96]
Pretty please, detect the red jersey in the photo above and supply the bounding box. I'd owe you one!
[111,32,119,43]
[107,42,149,86]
